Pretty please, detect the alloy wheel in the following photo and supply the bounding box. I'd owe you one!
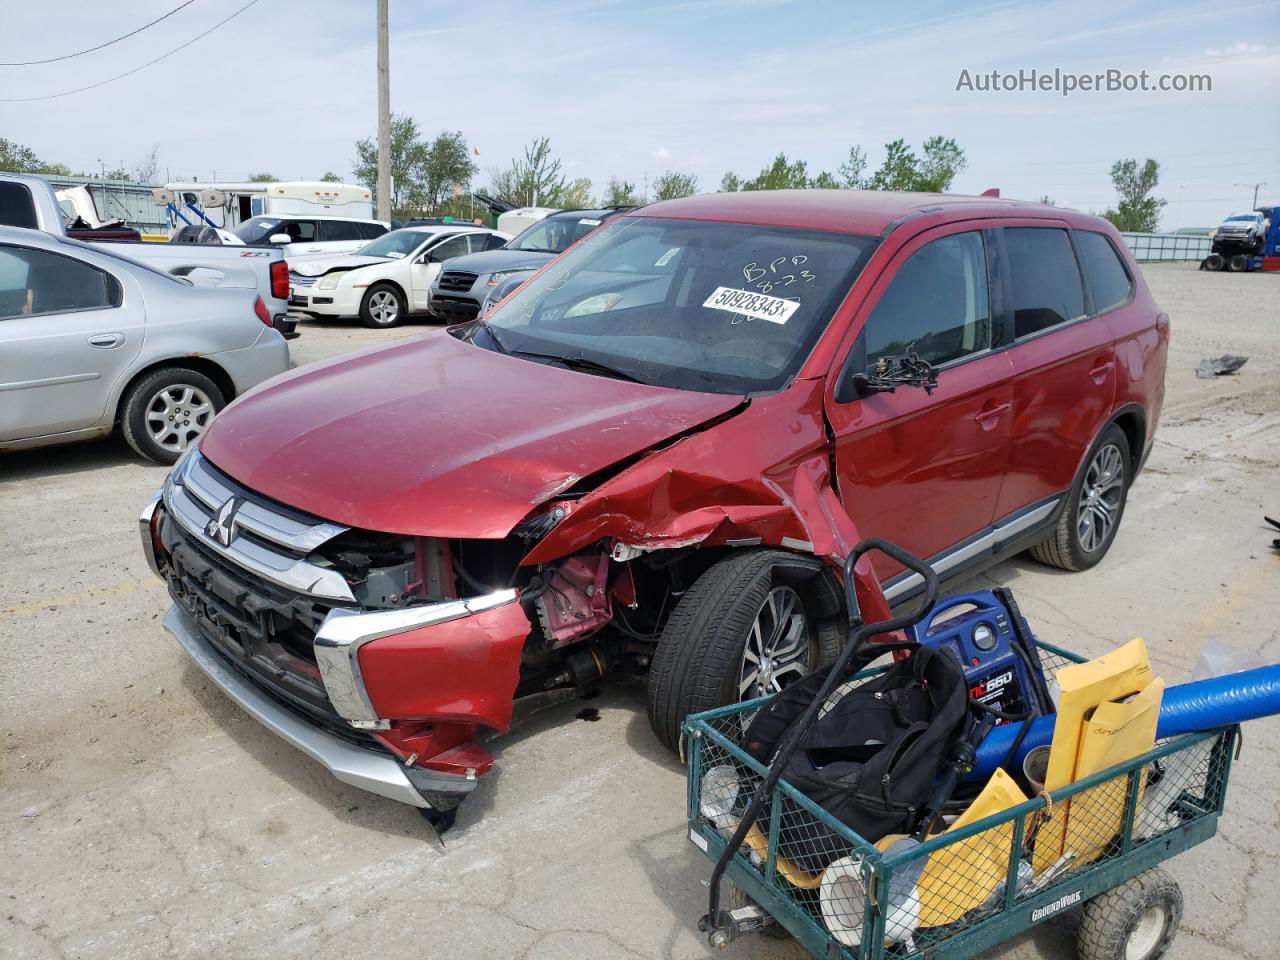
[739,585,811,701]
[369,290,399,325]
[145,384,214,454]
[1076,442,1125,553]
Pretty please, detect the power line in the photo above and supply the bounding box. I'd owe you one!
[0,0,259,101]
[0,1,198,66]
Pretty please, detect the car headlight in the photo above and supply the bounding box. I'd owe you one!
[487,271,516,287]
[318,273,342,290]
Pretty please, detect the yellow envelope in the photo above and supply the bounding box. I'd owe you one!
[1033,637,1155,873]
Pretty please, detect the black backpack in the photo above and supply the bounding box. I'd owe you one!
[743,639,969,850]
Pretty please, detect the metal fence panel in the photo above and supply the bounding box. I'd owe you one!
[1120,232,1210,262]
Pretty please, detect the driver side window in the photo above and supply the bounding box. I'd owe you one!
[426,234,469,263]
[864,231,991,367]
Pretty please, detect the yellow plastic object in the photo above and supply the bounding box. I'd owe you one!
[1034,637,1157,873]
[916,768,1029,928]
[1061,678,1165,865]
[744,822,823,890]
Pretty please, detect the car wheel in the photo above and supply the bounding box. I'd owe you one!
[646,550,839,752]
[120,367,225,465]
[1030,422,1131,572]
[1227,254,1249,272]
[360,284,405,328]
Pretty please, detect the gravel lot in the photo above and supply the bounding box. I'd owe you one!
[3,265,1277,960]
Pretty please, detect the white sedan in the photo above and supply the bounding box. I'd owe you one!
[289,225,510,328]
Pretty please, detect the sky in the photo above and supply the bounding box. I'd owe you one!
[1,0,1277,230]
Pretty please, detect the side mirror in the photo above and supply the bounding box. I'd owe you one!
[845,352,939,399]
[268,233,292,245]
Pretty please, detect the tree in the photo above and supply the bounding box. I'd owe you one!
[354,113,426,216]
[809,170,841,189]
[838,146,867,189]
[248,172,278,182]
[601,177,642,207]
[103,166,132,182]
[719,172,742,193]
[0,139,76,176]
[320,172,343,182]
[915,136,966,192]
[743,153,811,191]
[652,170,698,201]
[561,177,593,208]
[865,139,918,191]
[414,130,478,216]
[488,137,567,207]
[133,145,159,184]
[1102,158,1165,232]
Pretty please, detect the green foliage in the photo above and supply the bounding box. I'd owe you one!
[719,172,742,193]
[838,146,867,188]
[1102,158,1165,232]
[561,177,593,208]
[742,153,811,190]
[488,137,568,207]
[865,139,918,190]
[809,170,841,190]
[601,176,642,207]
[0,138,73,176]
[320,172,343,182]
[353,116,478,218]
[651,170,699,201]
[248,172,278,182]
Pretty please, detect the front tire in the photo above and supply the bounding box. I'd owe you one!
[646,550,837,752]
[1030,423,1131,571]
[120,367,225,464]
[360,283,405,328]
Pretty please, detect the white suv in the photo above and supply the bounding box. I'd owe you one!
[230,215,390,260]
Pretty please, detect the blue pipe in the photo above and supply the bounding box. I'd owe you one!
[971,663,1280,779]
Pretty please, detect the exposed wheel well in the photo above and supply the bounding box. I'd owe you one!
[114,358,235,426]
[364,279,408,303]
[1111,406,1147,471]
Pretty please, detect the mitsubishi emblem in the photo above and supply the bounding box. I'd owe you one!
[205,497,242,547]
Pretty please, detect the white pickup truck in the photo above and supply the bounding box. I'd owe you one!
[0,173,295,335]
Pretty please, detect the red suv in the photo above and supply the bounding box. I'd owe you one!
[140,190,1167,828]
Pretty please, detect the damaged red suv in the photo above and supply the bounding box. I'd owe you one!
[140,190,1167,828]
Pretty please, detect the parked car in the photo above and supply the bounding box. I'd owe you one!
[140,190,1167,826]
[1,225,290,462]
[427,206,629,322]
[288,225,510,327]
[1,173,294,326]
[1211,210,1269,255]
[226,214,390,260]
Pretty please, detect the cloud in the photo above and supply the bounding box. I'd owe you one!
[651,147,671,159]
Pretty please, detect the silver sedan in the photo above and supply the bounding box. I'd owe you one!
[0,226,290,463]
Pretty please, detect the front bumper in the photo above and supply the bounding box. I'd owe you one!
[428,291,482,321]
[289,287,359,318]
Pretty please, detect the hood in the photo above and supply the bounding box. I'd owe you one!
[199,332,743,538]
[291,254,389,277]
[437,248,555,277]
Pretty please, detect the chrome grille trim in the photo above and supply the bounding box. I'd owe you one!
[289,273,318,287]
[163,450,355,602]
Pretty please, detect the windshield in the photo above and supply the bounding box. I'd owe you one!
[358,230,428,259]
[233,217,282,244]
[509,215,605,254]
[475,216,878,394]
[1225,214,1259,222]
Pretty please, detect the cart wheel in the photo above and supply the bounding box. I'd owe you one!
[1076,868,1182,960]
[724,879,789,940]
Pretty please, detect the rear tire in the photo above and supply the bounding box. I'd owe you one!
[646,550,838,752]
[120,367,225,464]
[1030,423,1131,572]
[1227,254,1249,272]
[360,283,405,328]
[1076,868,1181,960]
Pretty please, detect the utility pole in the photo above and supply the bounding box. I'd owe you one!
[1235,182,1267,209]
[376,0,391,222]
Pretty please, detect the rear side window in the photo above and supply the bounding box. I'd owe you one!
[357,221,386,240]
[1074,231,1133,313]
[321,221,363,242]
[0,244,121,319]
[0,182,38,229]
[864,231,991,367]
[1004,228,1085,338]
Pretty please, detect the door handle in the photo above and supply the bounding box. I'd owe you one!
[1088,359,1115,383]
[88,333,124,348]
[974,402,1011,430]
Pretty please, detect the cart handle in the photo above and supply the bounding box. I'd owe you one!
[703,538,940,940]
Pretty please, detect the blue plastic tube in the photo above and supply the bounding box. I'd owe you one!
[970,663,1280,780]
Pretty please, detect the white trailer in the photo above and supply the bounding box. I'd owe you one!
[156,181,374,233]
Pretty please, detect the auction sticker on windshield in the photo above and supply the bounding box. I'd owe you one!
[702,286,800,324]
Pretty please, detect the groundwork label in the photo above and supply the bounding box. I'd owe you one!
[1030,890,1083,923]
